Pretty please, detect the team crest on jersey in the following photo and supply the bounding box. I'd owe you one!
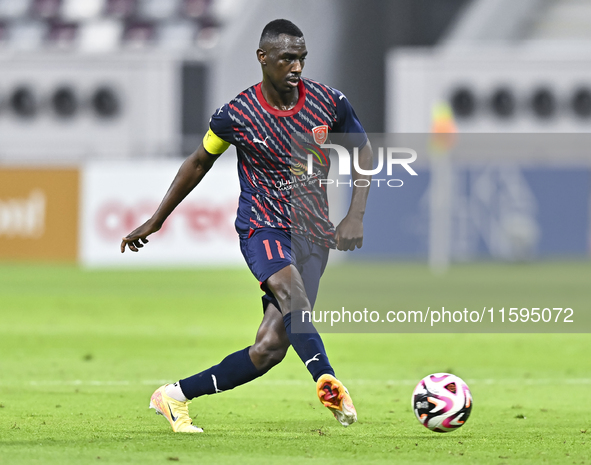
[312,125,329,145]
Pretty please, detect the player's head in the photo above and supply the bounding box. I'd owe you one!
[257,19,307,92]
[259,19,303,47]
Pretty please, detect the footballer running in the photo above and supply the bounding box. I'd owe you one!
[121,19,372,433]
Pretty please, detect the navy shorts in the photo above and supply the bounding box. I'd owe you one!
[239,228,329,312]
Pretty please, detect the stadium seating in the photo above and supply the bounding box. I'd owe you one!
[78,19,123,52]
[62,0,105,21]
[0,0,219,51]
[5,19,47,50]
[136,0,181,20]
[31,0,61,19]
[47,20,78,49]
[105,0,136,19]
[0,0,31,19]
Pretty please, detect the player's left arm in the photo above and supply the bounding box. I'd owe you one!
[335,139,372,251]
[332,91,373,251]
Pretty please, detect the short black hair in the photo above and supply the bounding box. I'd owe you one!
[259,19,303,47]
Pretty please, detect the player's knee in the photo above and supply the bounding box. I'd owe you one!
[266,279,310,315]
[251,338,288,370]
[266,266,310,315]
[266,280,291,310]
[265,345,288,367]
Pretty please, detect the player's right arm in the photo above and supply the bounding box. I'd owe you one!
[120,130,230,253]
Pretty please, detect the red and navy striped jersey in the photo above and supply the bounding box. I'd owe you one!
[208,77,366,248]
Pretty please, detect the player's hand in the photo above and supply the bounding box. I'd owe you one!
[120,219,161,253]
[335,213,363,251]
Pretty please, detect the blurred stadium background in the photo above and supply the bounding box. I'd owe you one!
[0,0,589,267]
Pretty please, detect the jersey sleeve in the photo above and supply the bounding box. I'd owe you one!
[203,128,230,155]
[203,104,233,156]
[332,92,368,148]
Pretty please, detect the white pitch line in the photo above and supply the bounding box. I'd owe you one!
[1,378,588,388]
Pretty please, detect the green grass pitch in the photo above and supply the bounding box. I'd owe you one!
[0,261,589,464]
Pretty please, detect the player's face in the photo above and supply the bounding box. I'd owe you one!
[258,35,307,92]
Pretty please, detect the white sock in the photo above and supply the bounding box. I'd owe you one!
[165,382,188,402]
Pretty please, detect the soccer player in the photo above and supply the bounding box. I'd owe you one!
[121,19,372,433]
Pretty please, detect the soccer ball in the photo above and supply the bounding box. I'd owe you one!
[412,373,472,432]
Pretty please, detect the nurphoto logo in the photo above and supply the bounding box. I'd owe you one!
[309,144,418,177]
[305,143,418,188]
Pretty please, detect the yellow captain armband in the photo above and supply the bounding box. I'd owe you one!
[203,128,231,155]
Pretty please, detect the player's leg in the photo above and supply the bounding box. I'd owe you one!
[233,228,332,378]
[265,264,335,382]
[249,302,290,370]
[149,301,290,433]
[150,341,264,433]
[149,231,291,432]
[252,274,355,428]
[265,240,357,427]
[173,305,289,399]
